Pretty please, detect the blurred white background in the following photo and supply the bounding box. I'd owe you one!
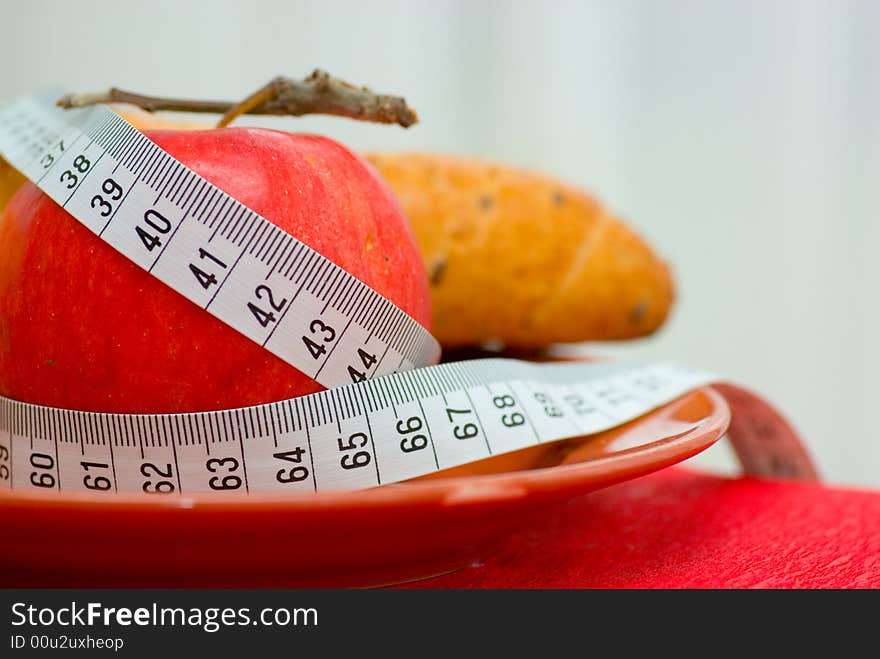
[2,0,878,486]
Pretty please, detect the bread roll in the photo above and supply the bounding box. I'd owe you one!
[366,152,675,348]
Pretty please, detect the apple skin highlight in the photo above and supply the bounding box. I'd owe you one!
[0,128,432,413]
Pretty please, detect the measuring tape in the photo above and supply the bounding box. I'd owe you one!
[0,95,440,383]
[0,94,716,494]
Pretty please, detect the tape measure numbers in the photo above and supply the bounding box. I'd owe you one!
[0,95,716,495]
[0,359,714,494]
[0,96,440,386]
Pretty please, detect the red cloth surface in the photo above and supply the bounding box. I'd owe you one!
[402,467,880,588]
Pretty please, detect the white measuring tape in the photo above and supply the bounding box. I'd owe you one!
[0,95,440,383]
[0,94,716,494]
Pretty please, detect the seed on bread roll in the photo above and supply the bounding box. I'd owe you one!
[366,152,675,348]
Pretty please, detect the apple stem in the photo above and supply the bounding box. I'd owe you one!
[56,70,419,128]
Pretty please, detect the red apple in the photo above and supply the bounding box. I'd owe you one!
[0,127,432,413]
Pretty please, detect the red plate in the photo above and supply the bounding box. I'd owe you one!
[0,386,729,587]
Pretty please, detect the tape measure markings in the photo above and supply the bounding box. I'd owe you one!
[0,360,715,494]
[0,97,440,390]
